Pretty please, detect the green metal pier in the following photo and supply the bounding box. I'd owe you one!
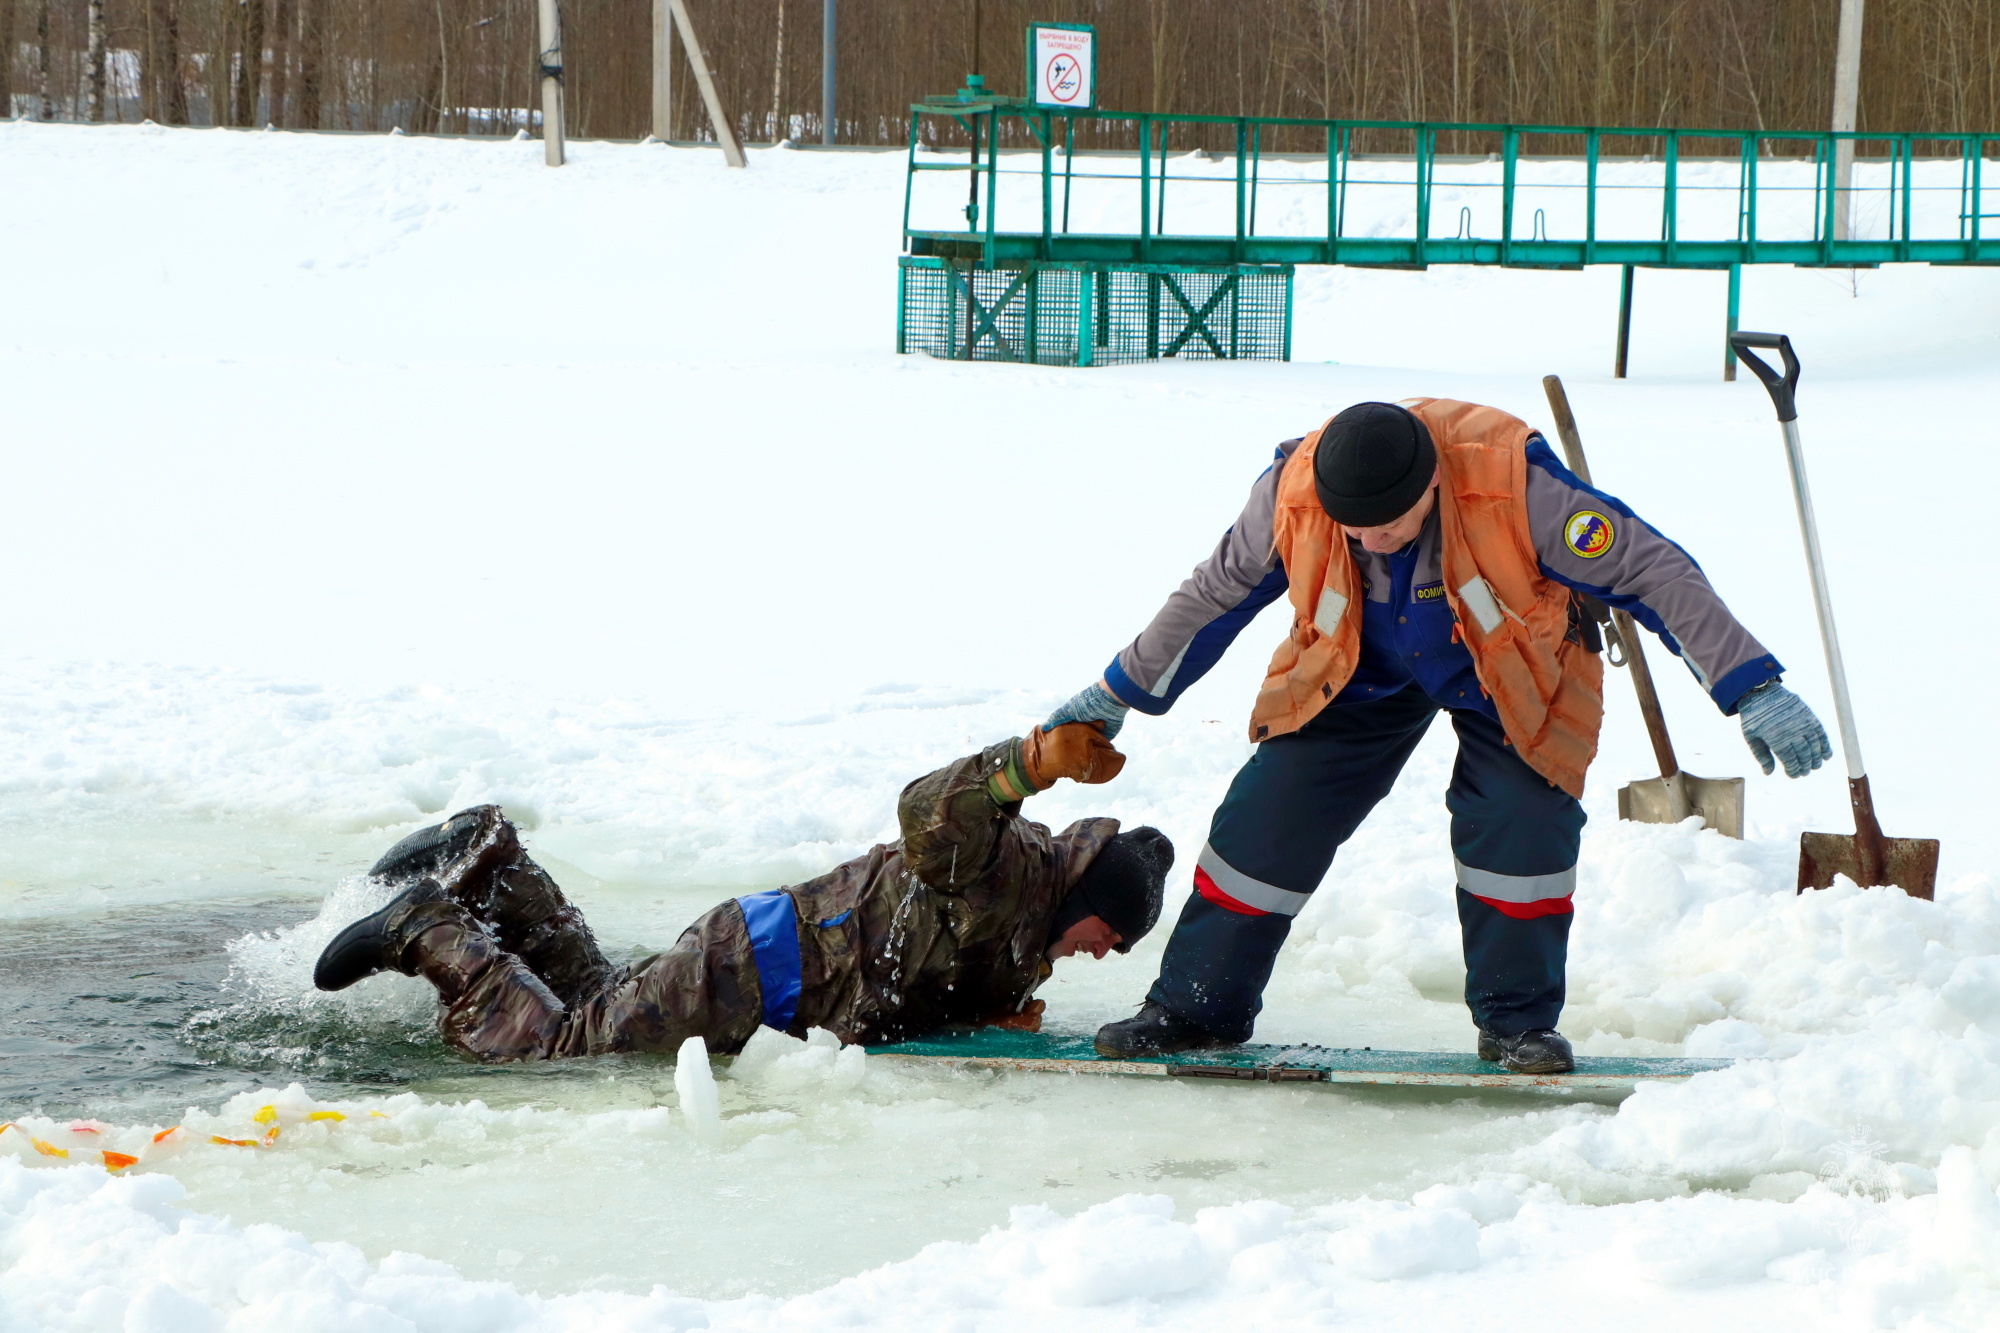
[897,93,2000,369]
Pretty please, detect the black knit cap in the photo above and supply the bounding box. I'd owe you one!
[1312,402,1438,527]
[1050,827,1173,954]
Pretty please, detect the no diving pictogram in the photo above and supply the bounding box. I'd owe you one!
[1045,53,1083,103]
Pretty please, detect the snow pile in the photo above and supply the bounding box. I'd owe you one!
[8,1155,2000,1330]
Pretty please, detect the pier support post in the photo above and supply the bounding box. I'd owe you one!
[1614,265,1634,379]
[1723,263,1742,381]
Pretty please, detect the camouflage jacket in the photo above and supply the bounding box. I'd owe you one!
[777,738,1119,1046]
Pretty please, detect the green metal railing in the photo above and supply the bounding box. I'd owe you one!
[902,99,2000,272]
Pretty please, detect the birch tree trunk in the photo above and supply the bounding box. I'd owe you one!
[432,0,449,133]
[767,0,783,141]
[86,0,107,120]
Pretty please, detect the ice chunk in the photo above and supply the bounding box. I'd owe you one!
[1935,1146,2000,1273]
[1684,1017,1771,1059]
[1412,1180,1522,1224]
[1036,1195,1211,1306]
[727,1026,866,1093]
[1328,1205,1482,1280]
[673,1036,720,1141]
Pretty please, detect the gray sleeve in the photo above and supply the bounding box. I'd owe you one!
[1104,444,1297,714]
[1525,451,1781,711]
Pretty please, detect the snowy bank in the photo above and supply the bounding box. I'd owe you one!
[7,121,2000,1329]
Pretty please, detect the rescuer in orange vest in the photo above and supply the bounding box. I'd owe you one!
[1045,399,1831,1073]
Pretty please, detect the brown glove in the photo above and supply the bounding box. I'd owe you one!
[1021,722,1127,789]
[985,998,1046,1033]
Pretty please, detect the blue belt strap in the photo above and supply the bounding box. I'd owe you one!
[736,889,802,1033]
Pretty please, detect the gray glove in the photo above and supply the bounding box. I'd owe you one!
[1043,680,1131,741]
[1737,681,1832,778]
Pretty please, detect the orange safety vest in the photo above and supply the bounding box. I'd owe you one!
[1248,398,1604,798]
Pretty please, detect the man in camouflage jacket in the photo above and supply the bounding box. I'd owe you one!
[313,725,1172,1061]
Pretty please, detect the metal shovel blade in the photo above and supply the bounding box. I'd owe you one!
[1798,833,1940,900]
[1617,773,1746,840]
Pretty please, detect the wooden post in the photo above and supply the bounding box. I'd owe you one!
[1831,0,1864,241]
[537,0,563,166]
[667,0,746,168]
[821,0,835,145]
[651,0,672,140]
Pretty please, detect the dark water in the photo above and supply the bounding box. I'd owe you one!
[1,897,681,1126]
[0,898,451,1123]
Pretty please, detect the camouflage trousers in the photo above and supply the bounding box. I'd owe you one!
[387,808,764,1062]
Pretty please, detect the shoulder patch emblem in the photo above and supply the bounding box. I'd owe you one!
[1564,510,1615,559]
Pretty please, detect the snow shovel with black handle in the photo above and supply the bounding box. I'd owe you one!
[1729,332,1939,899]
[1542,375,1745,839]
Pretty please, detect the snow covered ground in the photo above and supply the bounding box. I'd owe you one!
[4,121,2000,1330]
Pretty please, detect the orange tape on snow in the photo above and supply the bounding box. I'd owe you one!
[6,1104,374,1169]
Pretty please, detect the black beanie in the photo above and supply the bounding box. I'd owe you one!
[1051,827,1174,954]
[1312,402,1437,527]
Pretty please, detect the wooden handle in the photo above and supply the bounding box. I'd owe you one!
[1540,375,1592,485]
[1614,609,1680,780]
[1542,375,1680,782]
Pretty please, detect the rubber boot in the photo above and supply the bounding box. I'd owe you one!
[1094,1000,1233,1058]
[369,805,519,907]
[1477,1028,1575,1074]
[313,878,458,991]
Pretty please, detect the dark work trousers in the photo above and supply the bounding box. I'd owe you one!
[1147,683,1584,1042]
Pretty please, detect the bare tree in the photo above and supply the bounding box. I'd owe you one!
[768,0,783,140]
[33,0,51,120]
[296,0,320,128]
[9,0,2000,144]
[157,0,188,123]
[84,0,105,120]
[270,0,292,124]
[0,0,15,118]
[235,0,267,125]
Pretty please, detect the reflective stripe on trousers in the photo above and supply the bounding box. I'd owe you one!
[1148,684,1583,1040]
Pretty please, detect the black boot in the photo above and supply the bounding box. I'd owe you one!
[368,806,519,903]
[1095,1000,1232,1058]
[1477,1028,1575,1074]
[314,878,456,992]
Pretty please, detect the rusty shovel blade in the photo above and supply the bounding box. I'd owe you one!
[1798,833,1939,900]
[1617,773,1745,840]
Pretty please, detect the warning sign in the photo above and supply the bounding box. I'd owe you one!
[1028,24,1095,109]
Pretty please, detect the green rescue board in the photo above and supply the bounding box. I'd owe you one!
[867,1028,1733,1091]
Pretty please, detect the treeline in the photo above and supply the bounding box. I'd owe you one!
[4,0,1997,144]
